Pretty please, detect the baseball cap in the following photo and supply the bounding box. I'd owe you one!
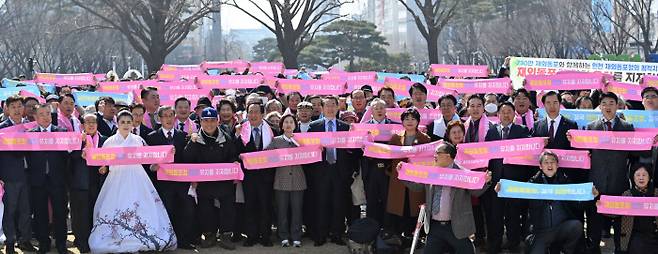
[195,96,212,110]
[200,107,218,119]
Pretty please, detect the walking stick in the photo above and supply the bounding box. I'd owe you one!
[409,204,426,254]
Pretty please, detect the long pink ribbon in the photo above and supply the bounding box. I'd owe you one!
[158,89,212,108]
[250,62,285,75]
[524,73,603,91]
[160,64,202,71]
[240,145,322,170]
[597,195,658,216]
[157,163,244,182]
[276,79,346,95]
[293,131,370,149]
[156,70,205,81]
[351,124,404,142]
[196,75,264,89]
[429,64,489,78]
[398,162,487,189]
[438,78,511,94]
[503,149,591,169]
[606,81,642,101]
[322,72,378,84]
[569,130,656,151]
[85,145,174,166]
[35,73,95,86]
[0,132,82,150]
[0,122,37,133]
[362,140,443,159]
[146,80,200,91]
[456,137,545,162]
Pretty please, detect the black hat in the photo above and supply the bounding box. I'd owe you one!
[195,96,212,109]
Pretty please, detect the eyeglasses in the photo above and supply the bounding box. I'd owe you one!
[643,94,658,99]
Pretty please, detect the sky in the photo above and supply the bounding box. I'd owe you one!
[221,0,365,31]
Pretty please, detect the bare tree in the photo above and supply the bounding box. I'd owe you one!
[70,0,219,72]
[572,0,630,55]
[596,0,656,59]
[398,0,459,64]
[224,0,350,68]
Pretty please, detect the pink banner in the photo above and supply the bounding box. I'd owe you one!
[293,131,369,149]
[284,69,298,76]
[157,163,244,182]
[363,140,443,159]
[503,149,591,169]
[85,145,174,166]
[160,64,202,71]
[642,75,658,88]
[0,132,82,151]
[347,81,384,94]
[524,73,603,91]
[351,123,404,142]
[383,77,414,97]
[426,84,458,102]
[597,195,658,216]
[429,64,489,78]
[240,145,322,170]
[438,78,511,94]
[145,80,200,91]
[201,60,249,71]
[606,81,642,101]
[408,156,435,166]
[156,70,205,81]
[98,80,157,93]
[322,72,378,84]
[35,73,95,86]
[456,137,545,161]
[398,162,487,189]
[0,122,38,133]
[158,89,212,108]
[250,62,284,75]
[455,157,491,170]
[276,79,346,95]
[19,90,45,103]
[196,75,264,89]
[385,108,441,126]
[569,130,656,151]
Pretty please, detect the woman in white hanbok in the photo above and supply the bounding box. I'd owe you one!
[88,110,176,253]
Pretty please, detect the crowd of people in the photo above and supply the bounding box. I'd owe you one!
[1,57,658,254]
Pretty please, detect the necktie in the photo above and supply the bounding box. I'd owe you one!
[179,122,185,131]
[132,128,137,135]
[605,121,612,131]
[502,126,510,140]
[70,118,76,132]
[432,186,442,216]
[521,114,527,126]
[548,120,555,142]
[326,121,336,164]
[43,128,50,174]
[149,112,158,129]
[468,121,477,142]
[253,127,261,150]
[166,131,173,144]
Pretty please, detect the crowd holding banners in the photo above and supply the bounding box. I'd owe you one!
[7,57,658,254]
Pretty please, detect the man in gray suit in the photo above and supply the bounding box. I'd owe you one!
[572,92,634,254]
[400,143,492,254]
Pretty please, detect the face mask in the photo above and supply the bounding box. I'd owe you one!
[485,103,498,114]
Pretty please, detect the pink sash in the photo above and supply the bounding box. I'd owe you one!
[464,115,490,142]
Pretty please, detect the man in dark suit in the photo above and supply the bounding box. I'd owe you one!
[532,91,583,181]
[484,102,532,254]
[26,104,70,254]
[640,87,658,182]
[145,106,196,250]
[0,96,37,254]
[427,94,461,141]
[578,92,635,254]
[238,102,279,247]
[130,103,153,141]
[361,98,397,225]
[70,113,107,253]
[95,96,117,137]
[308,96,351,246]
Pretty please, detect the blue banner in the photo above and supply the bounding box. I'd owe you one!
[537,108,658,129]
[2,78,56,94]
[0,86,41,101]
[376,72,425,83]
[72,91,133,107]
[497,179,594,201]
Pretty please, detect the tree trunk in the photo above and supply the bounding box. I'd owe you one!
[427,33,439,64]
[279,42,299,69]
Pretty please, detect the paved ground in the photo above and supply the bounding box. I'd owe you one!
[0,235,617,253]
